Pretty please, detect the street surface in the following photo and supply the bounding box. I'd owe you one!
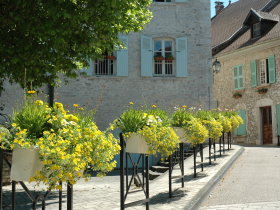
[201,146,280,210]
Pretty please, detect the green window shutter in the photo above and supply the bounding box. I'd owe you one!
[233,66,239,90]
[237,109,246,135]
[117,36,129,76]
[175,0,187,2]
[276,105,280,136]
[268,55,276,83]
[251,60,257,87]
[141,36,153,77]
[176,37,188,77]
[238,65,244,89]
[80,59,93,76]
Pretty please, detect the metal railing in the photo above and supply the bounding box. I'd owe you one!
[95,59,114,76]
[154,60,174,76]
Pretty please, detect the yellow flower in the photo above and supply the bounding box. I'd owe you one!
[152,105,156,108]
[11,123,17,127]
[35,100,43,106]
[73,104,79,108]
[42,160,47,164]
[183,105,187,108]
[48,160,52,164]
[129,102,133,105]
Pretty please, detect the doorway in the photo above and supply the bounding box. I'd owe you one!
[262,106,273,144]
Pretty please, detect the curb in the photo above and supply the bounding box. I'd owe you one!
[183,146,245,210]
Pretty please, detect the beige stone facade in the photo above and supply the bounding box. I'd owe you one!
[1,1,212,131]
[213,38,280,145]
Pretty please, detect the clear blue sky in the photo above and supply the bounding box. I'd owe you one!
[211,0,239,17]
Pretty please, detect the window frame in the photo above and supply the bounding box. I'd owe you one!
[252,22,261,38]
[153,38,175,77]
[93,51,117,77]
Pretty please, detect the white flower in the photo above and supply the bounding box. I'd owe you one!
[70,121,77,125]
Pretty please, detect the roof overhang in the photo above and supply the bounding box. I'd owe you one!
[243,8,279,26]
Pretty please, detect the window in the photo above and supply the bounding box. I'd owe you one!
[251,55,276,87]
[153,39,175,76]
[253,22,261,37]
[259,59,268,85]
[94,52,115,76]
[141,36,187,77]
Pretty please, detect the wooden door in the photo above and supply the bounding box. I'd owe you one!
[262,106,273,144]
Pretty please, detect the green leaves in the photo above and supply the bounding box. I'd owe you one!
[0,0,152,90]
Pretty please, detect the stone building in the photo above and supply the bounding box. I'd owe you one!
[212,0,280,145]
[1,0,212,132]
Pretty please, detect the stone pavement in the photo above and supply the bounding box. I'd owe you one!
[200,201,280,210]
[2,145,243,210]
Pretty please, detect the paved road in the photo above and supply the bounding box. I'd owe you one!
[201,146,280,210]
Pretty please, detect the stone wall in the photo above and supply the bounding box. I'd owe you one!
[213,43,280,145]
[0,0,212,131]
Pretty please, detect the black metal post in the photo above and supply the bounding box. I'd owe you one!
[169,154,172,198]
[278,135,280,146]
[180,143,184,188]
[126,152,128,192]
[48,84,54,108]
[145,155,149,210]
[209,138,211,165]
[213,140,216,161]
[120,133,124,210]
[0,149,3,210]
[228,132,230,150]
[194,146,196,178]
[142,154,144,186]
[219,137,222,156]
[223,132,225,154]
[12,181,15,210]
[230,132,232,148]
[59,181,62,210]
[200,144,203,171]
[67,184,73,210]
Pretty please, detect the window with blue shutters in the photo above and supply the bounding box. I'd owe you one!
[250,55,276,86]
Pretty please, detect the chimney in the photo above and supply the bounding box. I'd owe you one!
[215,1,224,15]
[229,0,231,4]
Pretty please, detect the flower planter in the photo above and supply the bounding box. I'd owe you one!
[10,147,43,182]
[126,133,149,154]
[154,57,164,61]
[107,56,115,60]
[166,58,173,61]
[258,91,267,94]
[234,95,242,98]
[173,127,188,143]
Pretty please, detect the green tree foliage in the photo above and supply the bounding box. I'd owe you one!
[0,0,152,89]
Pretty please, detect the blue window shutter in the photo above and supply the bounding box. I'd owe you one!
[80,59,93,76]
[117,36,129,76]
[176,37,188,77]
[276,105,280,136]
[237,109,246,135]
[268,55,276,83]
[175,0,187,2]
[251,60,257,87]
[141,36,153,77]
[233,66,239,90]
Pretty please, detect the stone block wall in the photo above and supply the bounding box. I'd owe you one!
[0,0,212,132]
[213,43,280,145]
